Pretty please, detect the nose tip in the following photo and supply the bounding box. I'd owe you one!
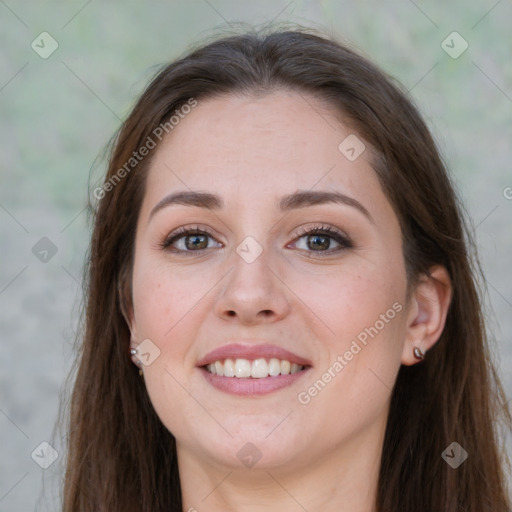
[214,256,290,325]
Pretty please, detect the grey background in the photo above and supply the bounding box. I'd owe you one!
[0,1,511,510]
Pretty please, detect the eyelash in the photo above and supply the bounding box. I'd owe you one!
[159,224,353,257]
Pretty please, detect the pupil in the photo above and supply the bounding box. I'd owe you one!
[186,234,207,250]
[308,234,329,251]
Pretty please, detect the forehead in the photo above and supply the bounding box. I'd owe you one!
[142,91,385,215]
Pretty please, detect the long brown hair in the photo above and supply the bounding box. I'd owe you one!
[59,25,512,511]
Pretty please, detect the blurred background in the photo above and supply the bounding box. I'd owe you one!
[1,1,511,510]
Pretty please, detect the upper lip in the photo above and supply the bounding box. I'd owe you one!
[197,342,312,367]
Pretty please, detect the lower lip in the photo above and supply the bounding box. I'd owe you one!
[200,367,310,396]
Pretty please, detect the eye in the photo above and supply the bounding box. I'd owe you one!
[160,226,222,254]
[160,224,353,256]
[290,224,353,256]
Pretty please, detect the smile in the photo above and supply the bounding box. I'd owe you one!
[197,342,312,395]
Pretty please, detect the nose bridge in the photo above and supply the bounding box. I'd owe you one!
[229,235,275,297]
[213,233,290,323]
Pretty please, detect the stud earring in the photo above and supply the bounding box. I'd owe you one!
[130,348,143,376]
[413,346,425,360]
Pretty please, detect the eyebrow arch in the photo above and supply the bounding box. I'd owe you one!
[149,189,373,223]
[278,190,373,223]
[149,191,224,221]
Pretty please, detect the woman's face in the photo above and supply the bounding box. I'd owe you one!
[128,90,412,472]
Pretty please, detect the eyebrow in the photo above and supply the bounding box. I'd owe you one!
[279,190,373,222]
[149,189,373,223]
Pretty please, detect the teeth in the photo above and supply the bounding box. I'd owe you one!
[268,358,281,376]
[291,363,301,374]
[205,358,305,378]
[280,360,291,375]
[251,358,268,378]
[235,358,252,378]
[223,358,235,377]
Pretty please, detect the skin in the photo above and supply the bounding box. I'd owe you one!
[126,90,452,512]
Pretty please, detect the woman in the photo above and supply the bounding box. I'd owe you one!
[60,26,512,511]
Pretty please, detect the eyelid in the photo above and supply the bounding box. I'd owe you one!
[294,223,349,240]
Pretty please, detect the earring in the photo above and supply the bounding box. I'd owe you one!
[130,348,144,376]
[413,346,425,360]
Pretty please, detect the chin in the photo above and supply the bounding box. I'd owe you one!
[179,424,305,471]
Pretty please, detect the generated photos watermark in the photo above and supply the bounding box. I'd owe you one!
[93,97,198,200]
[297,301,403,405]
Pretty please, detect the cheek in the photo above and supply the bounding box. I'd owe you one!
[132,257,203,336]
[287,255,406,341]
[291,260,406,406]
[130,259,210,429]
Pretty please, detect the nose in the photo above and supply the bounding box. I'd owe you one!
[213,247,291,325]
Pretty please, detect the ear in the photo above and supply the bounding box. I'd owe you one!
[401,265,452,366]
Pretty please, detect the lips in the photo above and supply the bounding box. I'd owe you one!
[197,342,312,396]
